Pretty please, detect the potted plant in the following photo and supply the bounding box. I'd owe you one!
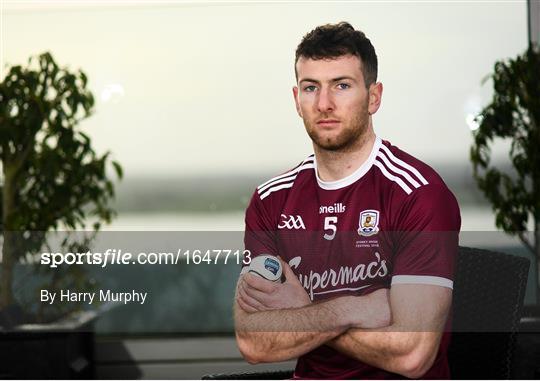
[0,52,122,378]
[470,44,540,378]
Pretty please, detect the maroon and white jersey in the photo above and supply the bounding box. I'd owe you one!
[242,137,461,379]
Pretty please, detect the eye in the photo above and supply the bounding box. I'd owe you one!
[303,85,317,92]
[337,83,351,90]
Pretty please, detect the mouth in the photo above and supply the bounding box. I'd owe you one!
[316,119,340,126]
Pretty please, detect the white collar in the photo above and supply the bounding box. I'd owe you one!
[314,136,382,190]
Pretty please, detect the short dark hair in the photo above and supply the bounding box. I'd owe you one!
[294,22,378,88]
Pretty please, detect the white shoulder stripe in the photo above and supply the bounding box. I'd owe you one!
[391,275,453,289]
[257,163,314,194]
[379,144,429,185]
[257,158,314,190]
[259,182,295,200]
[374,160,412,195]
[376,151,421,189]
[258,173,298,194]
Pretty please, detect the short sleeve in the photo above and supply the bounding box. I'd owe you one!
[391,184,461,289]
[242,190,278,274]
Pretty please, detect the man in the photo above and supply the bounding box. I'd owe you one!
[234,22,461,379]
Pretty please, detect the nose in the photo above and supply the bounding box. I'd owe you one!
[316,87,335,113]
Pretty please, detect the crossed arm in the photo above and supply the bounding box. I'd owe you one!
[326,284,451,378]
[234,259,452,378]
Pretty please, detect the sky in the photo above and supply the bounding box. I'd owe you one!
[2,0,529,177]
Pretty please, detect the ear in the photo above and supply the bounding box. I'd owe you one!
[292,86,303,118]
[368,82,383,115]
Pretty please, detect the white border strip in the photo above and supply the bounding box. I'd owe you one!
[376,151,421,189]
[379,143,429,185]
[259,182,295,200]
[392,275,453,289]
[257,159,313,190]
[373,160,412,195]
[258,173,298,194]
[258,163,314,193]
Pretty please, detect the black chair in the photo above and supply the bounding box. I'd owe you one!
[203,246,529,380]
[448,246,529,379]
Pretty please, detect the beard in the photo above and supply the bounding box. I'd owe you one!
[303,99,370,152]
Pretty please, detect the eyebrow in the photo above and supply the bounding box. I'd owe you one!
[299,76,356,84]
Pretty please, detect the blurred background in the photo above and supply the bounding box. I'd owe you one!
[2,0,536,378]
[3,0,529,229]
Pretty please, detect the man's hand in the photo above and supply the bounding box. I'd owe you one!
[237,257,311,312]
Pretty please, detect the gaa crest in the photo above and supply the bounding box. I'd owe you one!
[358,209,380,237]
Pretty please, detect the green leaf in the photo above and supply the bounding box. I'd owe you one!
[470,45,540,256]
[112,160,123,179]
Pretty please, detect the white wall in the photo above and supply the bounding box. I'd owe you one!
[3,1,528,177]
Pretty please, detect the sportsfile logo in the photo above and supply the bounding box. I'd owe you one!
[319,202,346,214]
[277,214,306,230]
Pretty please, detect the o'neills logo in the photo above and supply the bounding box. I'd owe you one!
[288,253,388,300]
[319,202,346,214]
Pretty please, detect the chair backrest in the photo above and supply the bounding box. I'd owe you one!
[448,246,530,379]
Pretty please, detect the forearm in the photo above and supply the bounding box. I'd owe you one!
[235,297,352,363]
[328,326,442,377]
[326,284,451,378]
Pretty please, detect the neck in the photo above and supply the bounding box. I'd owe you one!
[314,127,376,182]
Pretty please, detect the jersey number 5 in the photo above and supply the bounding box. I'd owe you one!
[323,216,337,241]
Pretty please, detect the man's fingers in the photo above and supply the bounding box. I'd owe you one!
[244,287,270,304]
[238,286,267,312]
[278,256,291,275]
[278,256,300,285]
[238,288,262,311]
[237,296,259,313]
[241,280,274,303]
[244,273,278,293]
[239,282,268,306]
